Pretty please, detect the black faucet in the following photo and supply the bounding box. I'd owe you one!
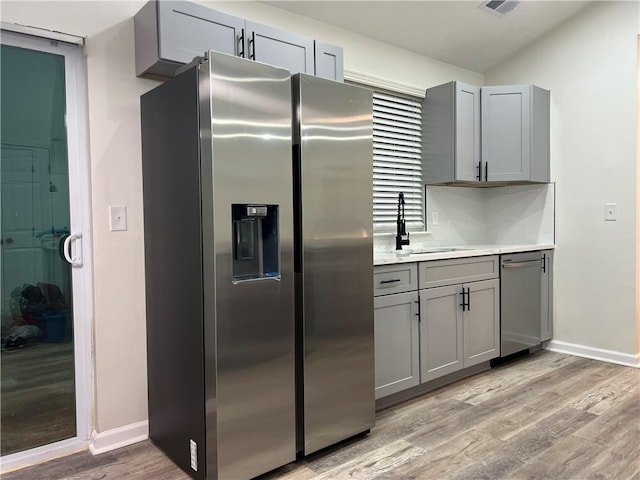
[396,192,410,250]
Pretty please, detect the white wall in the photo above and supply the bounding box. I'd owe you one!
[487,1,639,357]
[484,184,555,245]
[0,1,484,438]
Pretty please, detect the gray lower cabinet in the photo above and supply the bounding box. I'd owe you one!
[374,291,420,399]
[375,257,500,398]
[481,84,550,183]
[463,279,500,366]
[419,279,499,383]
[135,0,343,80]
[541,250,554,341]
[419,284,463,382]
[419,256,500,383]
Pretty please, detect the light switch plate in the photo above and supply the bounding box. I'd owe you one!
[109,205,127,231]
[604,203,617,221]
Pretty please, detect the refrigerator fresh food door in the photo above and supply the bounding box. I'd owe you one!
[294,74,375,455]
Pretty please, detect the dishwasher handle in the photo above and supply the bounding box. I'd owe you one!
[502,259,541,268]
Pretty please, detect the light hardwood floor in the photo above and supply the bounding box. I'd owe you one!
[3,350,639,480]
[1,342,75,455]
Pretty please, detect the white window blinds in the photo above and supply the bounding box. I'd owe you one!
[372,90,424,231]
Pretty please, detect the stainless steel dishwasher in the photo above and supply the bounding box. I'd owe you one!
[500,251,543,357]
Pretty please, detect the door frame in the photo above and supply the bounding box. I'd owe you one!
[0,27,94,472]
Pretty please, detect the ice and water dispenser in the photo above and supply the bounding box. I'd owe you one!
[232,204,279,282]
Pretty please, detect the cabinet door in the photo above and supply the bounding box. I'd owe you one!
[481,85,531,182]
[541,250,554,341]
[315,42,344,82]
[455,82,481,182]
[246,21,314,74]
[420,285,463,382]
[374,291,420,399]
[463,279,500,367]
[159,1,244,63]
[530,86,550,183]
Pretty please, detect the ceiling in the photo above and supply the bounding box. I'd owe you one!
[263,1,592,73]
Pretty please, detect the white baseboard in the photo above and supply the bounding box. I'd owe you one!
[546,340,640,368]
[89,420,149,455]
[0,438,88,474]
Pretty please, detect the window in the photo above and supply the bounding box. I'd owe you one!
[371,89,424,232]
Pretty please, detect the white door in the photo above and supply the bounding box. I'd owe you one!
[0,29,93,470]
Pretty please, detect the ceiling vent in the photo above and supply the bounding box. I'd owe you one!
[481,0,520,16]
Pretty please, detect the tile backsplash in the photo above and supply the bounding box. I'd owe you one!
[374,183,555,254]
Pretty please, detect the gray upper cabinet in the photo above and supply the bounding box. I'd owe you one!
[245,21,313,75]
[423,81,550,185]
[541,250,554,342]
[135,1,244,77]
[481,84,550,183]
[423,81,481,184]
[134,0,343,80]
[315,42,344,82]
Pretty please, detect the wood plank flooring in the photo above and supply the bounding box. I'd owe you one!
[1,342,76,455]
[3,350,639,480]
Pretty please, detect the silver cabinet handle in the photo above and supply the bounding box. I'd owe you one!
[502,260,540,268]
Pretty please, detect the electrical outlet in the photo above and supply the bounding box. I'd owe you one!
[604,203,617,221]
[109,206,127,231]
[432,211,439,225]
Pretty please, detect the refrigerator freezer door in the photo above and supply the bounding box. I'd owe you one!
[295,74,375,455]
[201,52,296,479]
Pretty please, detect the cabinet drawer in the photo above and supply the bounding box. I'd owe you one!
[374,264,418,296]
[418,256,498,289]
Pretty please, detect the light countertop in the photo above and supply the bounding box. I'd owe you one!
[374,244,555,266]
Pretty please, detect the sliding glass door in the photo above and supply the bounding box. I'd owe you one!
[1,30,91,464]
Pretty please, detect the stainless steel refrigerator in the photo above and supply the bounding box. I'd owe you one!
[142,52,295,480]
[292,74,374,456]
[141,52,373,480]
